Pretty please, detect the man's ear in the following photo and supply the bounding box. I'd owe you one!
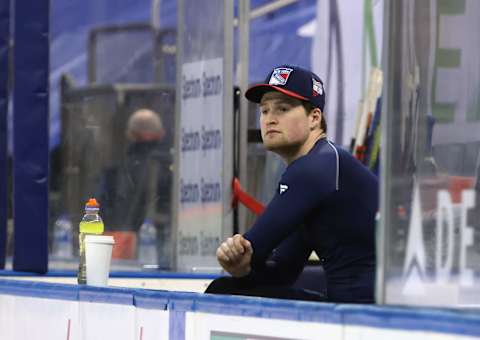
[309,107,322,130]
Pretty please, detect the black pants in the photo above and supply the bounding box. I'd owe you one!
[205,276,326,302]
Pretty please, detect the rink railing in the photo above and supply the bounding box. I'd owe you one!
[1,277,480,339]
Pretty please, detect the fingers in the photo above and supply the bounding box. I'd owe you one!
[240,236,253,254]
[224,235,245,258]
[231,234,246,255]
[226,237,239,258]
[216,234,252,264]
[218,241,233,262]
[232,233,253,253]
[216,244,230,264]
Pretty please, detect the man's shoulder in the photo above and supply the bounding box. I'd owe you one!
[301,139,343,167]
[311,139,351,158]
[284,141,339,181]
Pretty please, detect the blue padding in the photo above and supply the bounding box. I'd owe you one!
[0,0,9,270]
[78,285,135,305]
[0,278,136,306]
[169,310,186,340]
[167,291,198,311]
[134,289,169,310]
[2,278,480,337]
[170,291,340,323]
[0,269,219,280]
[109,271,220,280]
[339,304,480,337]
[0,279,79,301]
[0,270,78,277]
[12,0,49,273]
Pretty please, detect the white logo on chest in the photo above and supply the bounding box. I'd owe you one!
[279,184,289,194]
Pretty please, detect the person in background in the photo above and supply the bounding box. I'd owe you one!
[121,109,166,228]
[206,65,379,303]
[99,108,172,266]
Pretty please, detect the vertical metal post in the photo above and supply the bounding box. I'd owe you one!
[88,33,96,84]
[151,0,161,30]
[222,0,234,240]
[13,0,49,273]
[172,0,185,270]
[376,0,394,304]
[237,0,250,234]
[0,0,10,269]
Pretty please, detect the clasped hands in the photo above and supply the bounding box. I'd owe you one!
[216,234,253,277]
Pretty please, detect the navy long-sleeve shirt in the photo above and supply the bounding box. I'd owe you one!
[244,138,378,303]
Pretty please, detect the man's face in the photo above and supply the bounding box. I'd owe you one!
[259,91,311,152]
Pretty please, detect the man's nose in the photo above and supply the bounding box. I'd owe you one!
[265,112,278,125]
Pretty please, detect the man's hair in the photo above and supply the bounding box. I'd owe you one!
[302,101,327,133]
[127,109,164,142]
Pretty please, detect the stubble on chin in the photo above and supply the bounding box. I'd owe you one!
[263,139,285,153]
[262,136,279,149]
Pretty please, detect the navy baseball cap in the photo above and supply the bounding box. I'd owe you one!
[245,65,325,111]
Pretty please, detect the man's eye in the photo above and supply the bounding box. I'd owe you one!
[278,106,289,112]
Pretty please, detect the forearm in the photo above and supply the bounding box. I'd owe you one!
[244,260,299,286]
[244,231,311,285]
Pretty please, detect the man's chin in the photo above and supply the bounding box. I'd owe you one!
[263,142,283,151]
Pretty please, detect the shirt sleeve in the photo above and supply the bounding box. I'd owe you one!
[244,152,337,268]
[245,230,311,285]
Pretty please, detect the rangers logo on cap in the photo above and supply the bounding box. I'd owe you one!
[269,67,293,86]
[312,78,323,96]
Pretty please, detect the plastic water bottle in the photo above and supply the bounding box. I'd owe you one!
[78,198,104,284]
[52,215,73,259]
[138,219,158,266]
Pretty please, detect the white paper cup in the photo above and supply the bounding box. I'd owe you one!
[85,235,115,287]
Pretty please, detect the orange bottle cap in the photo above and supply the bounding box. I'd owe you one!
[86,198,99,207]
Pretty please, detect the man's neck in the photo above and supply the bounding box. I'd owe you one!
[281,130,327,164]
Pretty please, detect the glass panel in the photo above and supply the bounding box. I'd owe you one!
[91,24,155,84]
[49,1,176,271]
[175,0,229,271]
[383,0,480,307]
